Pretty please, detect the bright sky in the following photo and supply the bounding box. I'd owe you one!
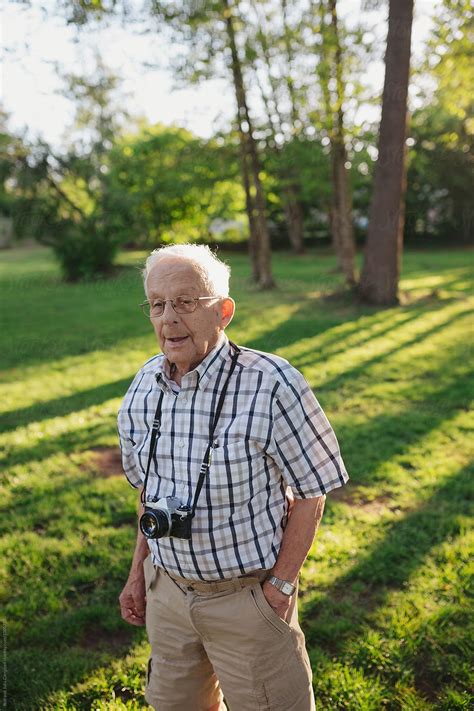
[1,0,437,148]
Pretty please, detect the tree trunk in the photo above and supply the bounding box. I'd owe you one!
[238,133,259,281]
[280,0,306,254]
[331,129,356,285]
[283,183,305,254]
[328,0,356,286]
[223,0,275,289]
[359,0,414,305]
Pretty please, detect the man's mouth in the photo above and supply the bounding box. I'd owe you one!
[166,336,188,343]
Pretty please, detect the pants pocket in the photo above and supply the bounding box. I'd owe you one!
[249,583,290,636]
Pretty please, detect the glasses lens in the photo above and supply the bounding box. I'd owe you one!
[151,300,165,317]
[174,296,197,314]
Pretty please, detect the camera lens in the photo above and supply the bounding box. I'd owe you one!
[140,510,170,539]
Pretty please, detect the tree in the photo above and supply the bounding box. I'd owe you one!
[315,0,357,286]
[359,0,414,305]
[106,122,244,246]
[247,0,306,254]
[12,59,132,280]
[223,0,274,287]
[141,0,275,287]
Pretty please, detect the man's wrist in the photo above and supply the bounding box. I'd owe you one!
[267,575,297,597]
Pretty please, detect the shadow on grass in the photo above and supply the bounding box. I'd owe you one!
[5,343,472,708]
[3,473,143,707]
[303,461,473,700]
[338,343,473,486]
[0,419,117,471]
[0,376,136,434]
[2,297,469,446]
[3,260,472,708]
[292,301,472,376]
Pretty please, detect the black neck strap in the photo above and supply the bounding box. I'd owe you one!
[141,341,241,516]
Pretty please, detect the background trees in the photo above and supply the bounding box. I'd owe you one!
[406,0,473,245]
[2,0,472,295]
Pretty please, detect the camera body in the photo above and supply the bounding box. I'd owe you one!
[140,496,192,540]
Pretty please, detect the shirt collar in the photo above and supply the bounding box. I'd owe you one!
[153,332,231,392]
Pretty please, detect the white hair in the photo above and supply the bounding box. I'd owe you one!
[143,244,231,297]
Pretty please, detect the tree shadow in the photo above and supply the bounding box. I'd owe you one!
[0,419,116,470]
[237,296,387,356]
[301,462,472,701]
[336,341,472,486]
[0,376,136,434]
[1,267,153,371]
[292,301,471,375]
[3,255,472,707]
[297,306,472,403]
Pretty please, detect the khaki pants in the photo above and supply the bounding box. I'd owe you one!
[143,555,315,711]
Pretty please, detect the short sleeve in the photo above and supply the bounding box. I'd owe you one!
[269,370,348,498]
[117,371,146,489]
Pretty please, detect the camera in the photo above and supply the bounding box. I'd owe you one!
[140,496,192,540]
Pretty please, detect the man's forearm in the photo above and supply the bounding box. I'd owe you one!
[272,495,326,583]
[119,486,149,626]
[128,487,149,580]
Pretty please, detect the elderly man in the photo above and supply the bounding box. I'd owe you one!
[117,244,348,711]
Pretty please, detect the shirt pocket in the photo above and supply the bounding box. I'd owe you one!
[209,439,263,509]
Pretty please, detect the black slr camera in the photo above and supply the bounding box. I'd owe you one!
[140,496,192,540]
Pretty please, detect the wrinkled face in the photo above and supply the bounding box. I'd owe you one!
[145,258,234,375]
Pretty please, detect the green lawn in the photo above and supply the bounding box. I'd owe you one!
[1,245,473,710]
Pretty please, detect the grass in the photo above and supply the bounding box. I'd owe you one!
[0,245,473,710]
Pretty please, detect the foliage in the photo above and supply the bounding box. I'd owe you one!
[0,109,23,219]
[1,61,133,280]
[406,0,473,243]
[2,0,472,278]
[1,245,473,709]
[104,122,245,246]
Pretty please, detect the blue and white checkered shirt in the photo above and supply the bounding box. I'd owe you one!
[117,333,349,581]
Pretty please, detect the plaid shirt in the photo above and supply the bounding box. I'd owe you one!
[117,333,348,581]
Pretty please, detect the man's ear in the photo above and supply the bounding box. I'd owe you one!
[220,297,235,329]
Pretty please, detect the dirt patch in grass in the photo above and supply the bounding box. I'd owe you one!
[85,446,123,478]
[414,675,439,704]
[79,625,133,651]
[330,483,392,514]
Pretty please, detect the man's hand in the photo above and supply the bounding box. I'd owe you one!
[119,571,146,626]
[262,580,292,622]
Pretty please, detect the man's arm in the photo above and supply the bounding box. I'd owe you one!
[263,495,326,621]
[119,487,149,626]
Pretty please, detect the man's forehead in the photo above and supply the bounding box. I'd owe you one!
[146,258,206,292]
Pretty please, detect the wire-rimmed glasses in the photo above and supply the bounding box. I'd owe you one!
[140,295,221,319]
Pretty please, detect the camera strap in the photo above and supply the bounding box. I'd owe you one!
[141,341,241,511]
[190,342,240,517]
[141,390,165,506]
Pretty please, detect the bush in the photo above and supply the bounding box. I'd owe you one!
[49,221,120,281]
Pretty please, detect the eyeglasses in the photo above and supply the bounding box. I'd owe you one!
[140,295,221,319]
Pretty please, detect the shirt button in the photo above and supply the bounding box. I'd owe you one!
[181,395,188,403]
[178,440,185,448]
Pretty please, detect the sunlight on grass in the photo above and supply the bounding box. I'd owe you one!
[44,640,152,710]
[1,246,472,710]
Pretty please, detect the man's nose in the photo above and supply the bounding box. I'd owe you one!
[162,300,178,322]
